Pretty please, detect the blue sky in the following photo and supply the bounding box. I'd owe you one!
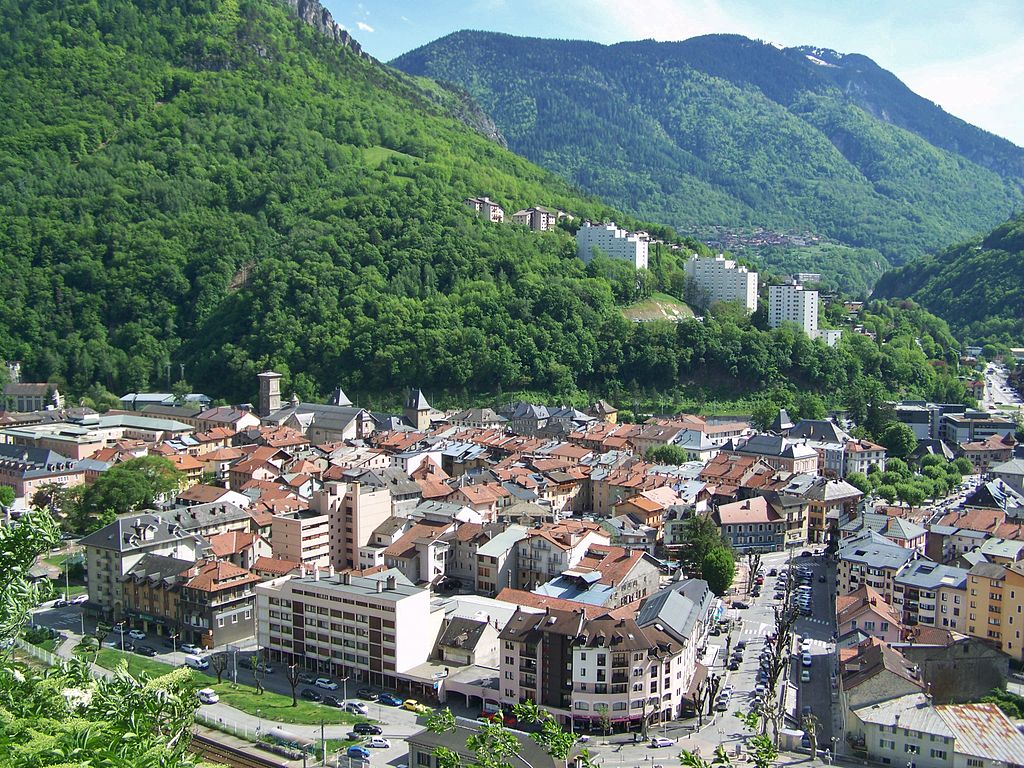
[325,0,1024,146]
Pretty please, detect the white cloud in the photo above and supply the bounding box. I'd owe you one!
[357,21,375,32]
[568,0,758,43]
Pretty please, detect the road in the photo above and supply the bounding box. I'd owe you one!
[983,362,1021,413]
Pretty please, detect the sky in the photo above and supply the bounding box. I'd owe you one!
[324,0,1024,146]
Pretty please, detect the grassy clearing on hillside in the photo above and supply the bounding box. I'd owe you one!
[622,292,695,322]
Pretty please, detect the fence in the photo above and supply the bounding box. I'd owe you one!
[15,637,60,667]
[195,709,264,743]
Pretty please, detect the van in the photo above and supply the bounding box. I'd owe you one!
[184,654,209,670]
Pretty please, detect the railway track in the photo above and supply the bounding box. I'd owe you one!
[189,732,290,768]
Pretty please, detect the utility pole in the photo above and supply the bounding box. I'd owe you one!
[321,718,326,766]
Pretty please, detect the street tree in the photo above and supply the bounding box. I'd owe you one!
[802,713,819,759]
[286,663,301,707]
[251,650,267,695]
[675,515,729,576]
[210,652,229,684]
[702,546,736,596]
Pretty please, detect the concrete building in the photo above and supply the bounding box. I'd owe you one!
[257,569,442,687]
[990,458,1024,496]
[838,530,920,602]
[715,496,785,552]
[965,562,1006,651]
[892,560,967,632]
[313,479,393,569]
[2,382,62,412]
[0,444,84,502]
[512,206,559,231]
[768,281,818,337]
[464,196,505,223]
[683,254,759,312]
[79,514,209,621]
[576,221,649,270]
[270,510,330,570]
[837,585,903,643]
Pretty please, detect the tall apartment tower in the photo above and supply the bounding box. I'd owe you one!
[683,254,759,312]
[257,371,282,417]
[768,281,819,337]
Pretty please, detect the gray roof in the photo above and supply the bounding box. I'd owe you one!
[0,444,78,478]
[788,419,849,444]
[895,560,967,591]
[449,407,506,423]
[436,617,490,651]
[476,525,529,557]
[805,477,864,502]
[121,553,193,585]
[78,513,206,553]
[853,693,953,736]
[406,389,431,411]
[279,568,420,602]
[341,466,421,497]
[884,516,926,541]
[992,458,1024,476]
[266,402,367,432]
[533,576,615,606]
[724,433,818,459]
[166,502,253,532]
[407,718,565,768]
[4,383,53,396]
[636,578,713,644]
[839,530,917,570]
[327,387,352,407]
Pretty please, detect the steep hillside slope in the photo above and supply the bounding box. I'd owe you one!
[874,213,1024,344]
[392,32,1024,267]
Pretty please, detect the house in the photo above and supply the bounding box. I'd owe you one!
[515,521,610,590]
[836,585,903,643]
[840,637,927,723]
[960,433,1016,471]
[195,406,261,434]
[264,400,375,443]
[576,221,649,270]
[434,616,500,667]
[838,530,920,602]
[531,545,661,609]
[177,559,260,648]
[511,206,558,231]
[847,694,1024,768]
[79,514,210,621]
[586,400,618,424]
[990,457,1024,495]
[895,634,1009,704]
[448,482,512,520]
[880,516,927,553]
[718,434,819,474]
[715,497,786,552]
[407,717,573,768]
[464,196,505,223]
[475,524,529,596]
[447,408,507,430]
[964,562,1007,651]
[613,486,681,530]
[251,556,302,580]
[121,554,193,641]
[207,530,272,570]
[891,560,968,632]
[0,444,84,502]
[802,476,864,542]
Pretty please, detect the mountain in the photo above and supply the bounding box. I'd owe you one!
[873,213,1024,344]
[0,0,967,409]
[392,32,1024,269]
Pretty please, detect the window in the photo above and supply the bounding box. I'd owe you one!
[966,760,983,768]
[217,617,224,628]
[905,744,920,754]
[574,702,589,710]
[418,753,432,767]
[930,750,946,759]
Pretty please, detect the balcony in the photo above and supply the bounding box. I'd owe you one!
[612,673,629,684]
[521,659,537,673]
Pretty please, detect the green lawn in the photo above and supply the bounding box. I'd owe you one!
[622,292,695,322]
[44,553,67,567]
[94,647,178,678]
[211,682,368,726]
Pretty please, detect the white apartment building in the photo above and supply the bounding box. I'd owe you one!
[576,221,649,270]
[683,254,759,312]
[464,196,504,223]
[256,568,442,687]
[312,479,393,569]
[768,281,818,337]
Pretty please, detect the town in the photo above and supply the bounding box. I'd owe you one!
[5,352,1024,768]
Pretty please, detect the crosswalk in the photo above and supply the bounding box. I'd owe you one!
[735,620,832,650]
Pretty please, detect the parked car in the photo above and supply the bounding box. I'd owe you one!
[818,575,827,583]
[197,688,219,704]
[353,723,383,736]
[71,594,89,604]
[715,699,729,711]
[366,737,391,749]
[128,629,146,641]
[323,696,343,708]
[800,669,811,683]
[727,660,740,671]
[356,687,377,700]
[135,645,157,657]
[315,677,338,690]
[735,640,747,650]
[801,653,813,667]
[301,688,323,702]
[733,601,749,609]
[403,699,430,714]
[650,737,675,748]
[345,701,369,715]
[298,671,316,684]
[184,654,209,670]
[347,746,371,760]
[378,693,403,706]
[768,568,778,576]
[53,598,68,608]
[179,643,201,655]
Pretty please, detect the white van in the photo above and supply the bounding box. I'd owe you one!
[184,654,209,670]
[197,687,219,704]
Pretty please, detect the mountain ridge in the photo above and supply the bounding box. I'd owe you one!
[392,30,1024,268]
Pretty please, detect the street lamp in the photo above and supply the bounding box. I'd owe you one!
[170,632,178,654]
[115,621,125,653]
[341,675,350,704]
[256,708,262,736]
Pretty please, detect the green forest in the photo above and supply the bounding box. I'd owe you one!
[874,213,1024,346]
[393,32,1024,272]
[0,0,972,410]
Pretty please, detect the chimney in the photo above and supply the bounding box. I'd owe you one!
[300,564,307,578]
[328,564,335,577]
[314,565,320,582]
[342,571,351,585]
[386,575,397,591]
[376,579,384,593]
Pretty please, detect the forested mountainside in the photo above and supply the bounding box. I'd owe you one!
[0,0,968,409]
[874,213,1024,345]
[393,32,1024,271]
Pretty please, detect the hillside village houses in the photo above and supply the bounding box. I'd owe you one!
[16,359,1024,737]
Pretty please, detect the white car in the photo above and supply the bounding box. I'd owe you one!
[366,737,391,749]
[128,629,146,640]
[315,678,338,690]
[801,652,813,667]
[345,701,369,715]
[71,594,89,604]
[197,688,219,704]
[721,684,735,696]
[800,640,812,653]
[179,643,201,655]
[650,737,675,748]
